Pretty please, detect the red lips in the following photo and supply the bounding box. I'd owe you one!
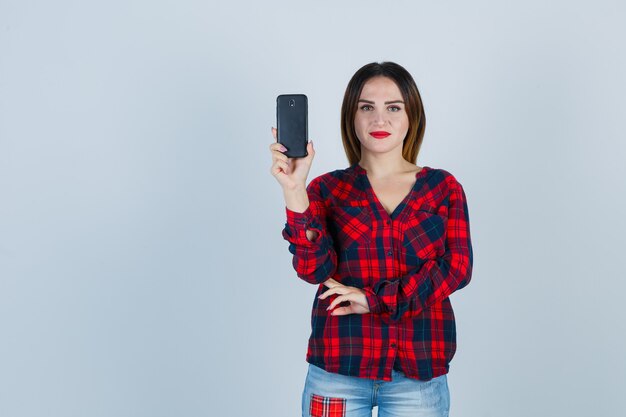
[370,131,391,139]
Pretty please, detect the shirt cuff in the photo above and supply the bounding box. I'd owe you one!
[285,205,312,225]
[363,287,384,315]
[284,206,321,246]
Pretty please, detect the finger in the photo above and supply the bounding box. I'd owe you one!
[271,149,289,164]
[305,141,315,160]
[330,306,353,316]
[318,287,337,300]
[272,160,290,175]
[271,164,285,177]
[271,127,277,140]
[269,142,288,153]
[323,278,341,288]
[327,295,352,311]
[319,286,349,300]
[271,160,289,176]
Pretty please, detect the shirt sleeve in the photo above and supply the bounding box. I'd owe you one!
[363,179,473,321]
[281,176,338,284]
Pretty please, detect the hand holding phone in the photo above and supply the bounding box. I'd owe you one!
[269,128,316,215]
[270,94,315,197]
[269,126,314,186]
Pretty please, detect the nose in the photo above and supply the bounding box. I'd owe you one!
[373,109,387,126]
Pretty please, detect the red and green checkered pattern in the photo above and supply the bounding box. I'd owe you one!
[282,164,473,382]
[309,394,346,417]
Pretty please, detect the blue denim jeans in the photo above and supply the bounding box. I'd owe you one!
[302,363,450,417]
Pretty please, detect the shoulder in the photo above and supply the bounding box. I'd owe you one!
[324,165,360,182]
[307,166,360,193]
[424,166,464,189]
[422,167,468,204]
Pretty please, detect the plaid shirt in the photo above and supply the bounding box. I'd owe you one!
[282,164,473,382]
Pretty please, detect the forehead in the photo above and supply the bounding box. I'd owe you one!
[359,76,402,99]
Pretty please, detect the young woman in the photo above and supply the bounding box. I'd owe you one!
[269,62,473,417]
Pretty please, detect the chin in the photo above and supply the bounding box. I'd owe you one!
[363,139,402,151]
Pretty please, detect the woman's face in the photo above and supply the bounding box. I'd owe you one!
[354,76,409,158]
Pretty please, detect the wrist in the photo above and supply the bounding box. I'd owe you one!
[283,186,309,213]
[283,181,306,193]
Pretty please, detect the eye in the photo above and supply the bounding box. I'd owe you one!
[360,104,373,111]
[388,105,402,112]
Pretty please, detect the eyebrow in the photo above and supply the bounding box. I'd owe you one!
[358,99,405,104]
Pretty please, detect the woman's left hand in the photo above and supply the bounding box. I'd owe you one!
[319,278,371,316]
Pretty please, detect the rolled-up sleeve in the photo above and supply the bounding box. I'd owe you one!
[282,176,337,284]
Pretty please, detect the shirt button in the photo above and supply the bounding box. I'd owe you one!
[387,250,393,256]
[386,220,391,225]
[391,343,397,348]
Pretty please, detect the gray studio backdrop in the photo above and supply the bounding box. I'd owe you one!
[1,1,625,416]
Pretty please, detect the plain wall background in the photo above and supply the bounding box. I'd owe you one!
[1,1,625,416]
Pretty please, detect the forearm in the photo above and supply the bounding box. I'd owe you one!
[365,252,472,320]
[283,184,309,213]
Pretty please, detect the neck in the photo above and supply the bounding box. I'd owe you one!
[358,150,413,179]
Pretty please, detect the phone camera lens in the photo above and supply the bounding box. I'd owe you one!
[289,99,295,107]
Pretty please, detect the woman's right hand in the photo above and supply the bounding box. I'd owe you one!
[269,127,315,191]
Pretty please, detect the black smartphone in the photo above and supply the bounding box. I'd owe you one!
[276,94,308,158]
